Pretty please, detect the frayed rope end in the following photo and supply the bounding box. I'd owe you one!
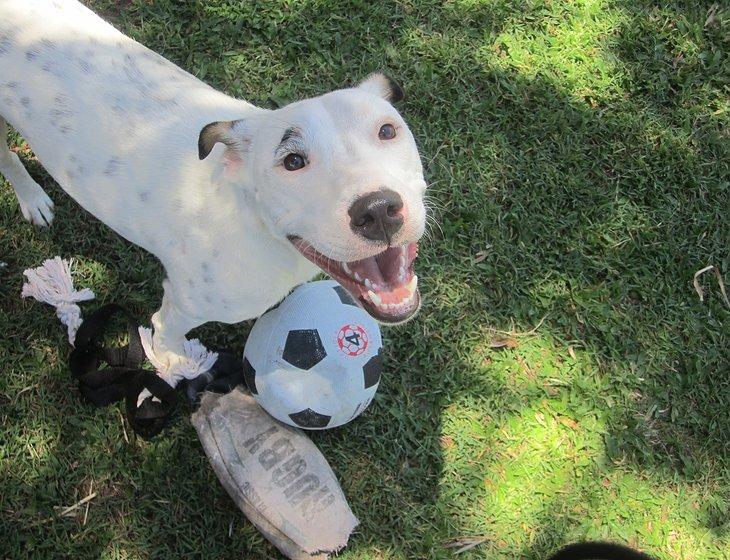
[21,257,95,345]
[137,326,218,404]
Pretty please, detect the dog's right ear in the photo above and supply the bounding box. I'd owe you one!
[357,72,404,103]
[198,120,249,161]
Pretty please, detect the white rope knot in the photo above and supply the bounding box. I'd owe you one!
[21,257,95,345]
[137,327,218,404]
[54,302,84,342]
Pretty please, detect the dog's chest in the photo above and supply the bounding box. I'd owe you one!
[166,234,320,325]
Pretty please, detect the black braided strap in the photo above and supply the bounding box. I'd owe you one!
[68,304,176,439]
[69,304,145,405]
[68,304,246,439]
[180,352,245,408]
[124,370,178,440]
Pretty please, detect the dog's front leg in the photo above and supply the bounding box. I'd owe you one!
[148,284,204,374]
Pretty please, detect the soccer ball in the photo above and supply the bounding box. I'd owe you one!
[242,280,383,429]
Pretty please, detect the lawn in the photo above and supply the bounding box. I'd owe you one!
[1,0,728,558]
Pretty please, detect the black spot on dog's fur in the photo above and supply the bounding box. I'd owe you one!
[103,157,121,176]
[50,96,75,135]
[79,59,93,74]
[0,37,11,56]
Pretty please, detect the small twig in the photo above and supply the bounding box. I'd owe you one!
[693,265,730,308]
[82,480,93,526]
[55,491,97,518]
[497,314,548,337]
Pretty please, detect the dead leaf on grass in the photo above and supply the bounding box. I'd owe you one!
[472,251,489,264]
[489,337,519,349]
[440,435,455,450]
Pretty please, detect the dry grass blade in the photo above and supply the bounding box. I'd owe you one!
[118,408,129,444]
[693,265,730,308]
[445,536,490,554]
[497,315,548,337]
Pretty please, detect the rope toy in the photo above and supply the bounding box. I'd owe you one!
[21,256,242,438]
[21,257,95,345]
[136,327,218,403]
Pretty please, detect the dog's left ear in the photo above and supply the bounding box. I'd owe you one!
[198,119,249,161]
[198,119,251,176]
[357,72,404,103]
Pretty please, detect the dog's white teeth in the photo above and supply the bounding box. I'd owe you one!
[364,278,374,290]
[342,262,352,275]
[367,290,382,307]
[354,272,363,282]
[406,275,418,294]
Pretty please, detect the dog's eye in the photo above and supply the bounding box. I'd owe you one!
[283,153,306,171]
[379,124,397,140]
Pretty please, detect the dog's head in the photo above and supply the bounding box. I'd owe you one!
[198,73,427,324]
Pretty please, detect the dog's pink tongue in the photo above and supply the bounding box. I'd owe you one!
[348,256,385,285]
[348,244,414,287]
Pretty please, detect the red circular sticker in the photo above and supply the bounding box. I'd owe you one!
[337,324,369,357]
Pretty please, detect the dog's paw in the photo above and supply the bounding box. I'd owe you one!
[18,184,54,227]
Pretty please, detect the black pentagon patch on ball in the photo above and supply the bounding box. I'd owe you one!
[363,349,383,389]
[282,329,326,370]
[333,285,358,307]
[242,356,257,395]
[289,408,331,429]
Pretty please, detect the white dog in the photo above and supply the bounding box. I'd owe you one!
[0,0,426,377]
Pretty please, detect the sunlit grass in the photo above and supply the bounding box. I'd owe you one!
[482,0,625,104]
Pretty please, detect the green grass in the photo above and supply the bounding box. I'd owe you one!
[1,0,728,558]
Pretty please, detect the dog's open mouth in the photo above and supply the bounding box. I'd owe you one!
[288,237,420,324]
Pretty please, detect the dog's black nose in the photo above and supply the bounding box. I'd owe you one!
[349,189,404,243]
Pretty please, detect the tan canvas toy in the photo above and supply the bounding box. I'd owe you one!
[192,388,359,559]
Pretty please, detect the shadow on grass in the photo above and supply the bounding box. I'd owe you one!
[1,0,728,558]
